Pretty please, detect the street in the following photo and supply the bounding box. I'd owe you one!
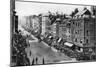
[19,25,76,65]
[25,34,76,65]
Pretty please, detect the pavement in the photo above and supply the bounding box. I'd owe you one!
[25,38,76,65]
[19,25,76,65]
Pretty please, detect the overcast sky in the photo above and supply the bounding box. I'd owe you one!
[15,1,91,16]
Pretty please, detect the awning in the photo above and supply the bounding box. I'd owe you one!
[57,38,62,42]
[48,36,52,38]
[64,42,73,47]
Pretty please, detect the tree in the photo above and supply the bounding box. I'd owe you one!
[83,7,88,10]
[70,11,75,17]
[74,8,79,14]
[70,8,79,17]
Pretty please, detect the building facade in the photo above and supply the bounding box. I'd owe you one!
[41,13,51,35]
[71,8,96,48]
[58,18,72,43]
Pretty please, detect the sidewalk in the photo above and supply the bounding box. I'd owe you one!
[56,58,77,63]
[41,41,58,52]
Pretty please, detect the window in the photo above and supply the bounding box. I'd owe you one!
[75,38,77,42]
[73,22,75,24]
[86,39,88,43]
[69,30,70,33]
[77,15,79,18]
[87,30,89,36]
[78,30,80,34]
[76,22,77,26]
[78,23,80,27]
[80,39,82,43]
[62,27,66,31]
[69,35,70,37]
[75,30,78,34]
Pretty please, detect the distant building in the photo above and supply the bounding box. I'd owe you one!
[58,19,72,42]
[65,21,72,42]
[23,15,41,36]
[31,16,40,33]
[53,18,61,37]
[59,24,67,39]
[25,16,32,30]
[71,9,96,48]
[41,13,51,35]
[51,22,58,37]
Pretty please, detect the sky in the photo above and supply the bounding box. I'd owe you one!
[15,1,91,16]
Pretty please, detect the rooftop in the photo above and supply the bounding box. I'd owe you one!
[75,9,91,16]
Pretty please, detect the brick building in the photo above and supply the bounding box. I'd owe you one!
[71,8,96,48]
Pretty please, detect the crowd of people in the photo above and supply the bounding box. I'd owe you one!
[31,57,45,65]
